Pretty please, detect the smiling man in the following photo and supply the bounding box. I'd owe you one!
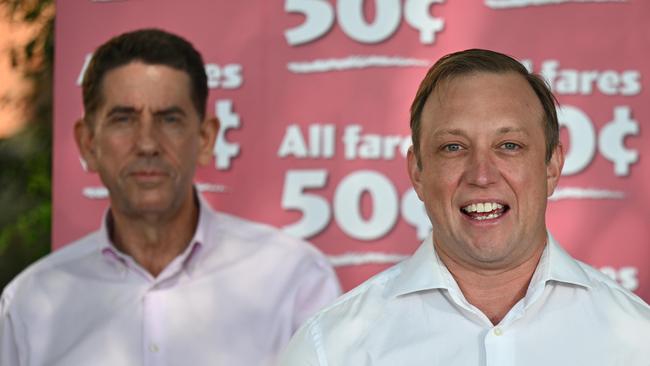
[279,49,650,365]
[0,29,340,366]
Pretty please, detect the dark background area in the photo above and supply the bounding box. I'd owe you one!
[0,0,53,292]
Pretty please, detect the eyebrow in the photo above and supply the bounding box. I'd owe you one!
[496,126,529,136]
[105,106,140,118]
[432,128,466,138]
[432,126,529,138]
[153,106,187,117]
[105,106,187,118]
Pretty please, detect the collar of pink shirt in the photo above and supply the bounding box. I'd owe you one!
[97,191,211,284]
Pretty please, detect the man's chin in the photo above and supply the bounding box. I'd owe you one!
[107,184,192,219]
[446,232,517,266]
[467,248,513,267]
[115,195,179,218]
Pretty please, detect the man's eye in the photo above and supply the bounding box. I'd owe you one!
[501,142,520,150]
[161,115,181,124]
[443,143,463,152]
[111,115,132,124]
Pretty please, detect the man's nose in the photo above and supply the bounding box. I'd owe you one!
[464,148,499,187]
[135,117,160,155]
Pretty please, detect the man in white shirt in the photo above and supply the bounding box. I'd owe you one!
[0,28,340,366]
[279,49,650,365]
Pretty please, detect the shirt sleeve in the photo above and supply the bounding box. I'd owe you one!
[0,294,22,366]
[277,320,323,366]
[291,256,341,332]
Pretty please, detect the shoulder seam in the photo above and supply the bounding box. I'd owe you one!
[308,264,401,321]
[577,261,650,311]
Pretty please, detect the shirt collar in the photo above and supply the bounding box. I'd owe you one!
[389,235,451,297]
[99,189,215,278]
[531,233,592,289]
[389,232,592,298]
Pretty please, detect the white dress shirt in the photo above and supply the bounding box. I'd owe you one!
[0,195,341,366]
[279,234,650,366]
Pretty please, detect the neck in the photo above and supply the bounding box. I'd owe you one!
[438,244,545,325]
[109,196,199,277]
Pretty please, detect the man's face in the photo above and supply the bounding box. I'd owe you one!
[75,62,217,219]
[407,71,563,270]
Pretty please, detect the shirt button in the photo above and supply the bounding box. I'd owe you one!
[493,327,503,336]
[149,344,159,353]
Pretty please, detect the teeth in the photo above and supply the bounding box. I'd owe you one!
[462,202,504,213]
[474,213,500,220]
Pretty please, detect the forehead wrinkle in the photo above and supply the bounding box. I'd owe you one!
[421,73,544,143]
[432,128,467,139]
[99,62,197,114]
[422,77,476,137]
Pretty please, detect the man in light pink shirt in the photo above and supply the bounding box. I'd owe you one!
[0,28,340,366]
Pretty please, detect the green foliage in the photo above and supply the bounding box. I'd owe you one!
[0,0,54,292]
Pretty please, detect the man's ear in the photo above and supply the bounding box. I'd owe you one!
[197,117,219,166]
[546,143,565,197]
[74,118,99,172]
[407,146,425,201]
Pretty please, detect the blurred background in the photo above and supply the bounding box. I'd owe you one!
[1,1,648,301]
[0,0,53,291]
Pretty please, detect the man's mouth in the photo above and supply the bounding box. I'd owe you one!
[132,171,165,176]
[129,170,169,183]
[460,202,509,221]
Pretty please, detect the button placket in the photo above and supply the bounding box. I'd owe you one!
[143,290,164,366]
[484,326,514,366]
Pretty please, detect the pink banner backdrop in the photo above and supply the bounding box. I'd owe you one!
[53,0,649,301]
